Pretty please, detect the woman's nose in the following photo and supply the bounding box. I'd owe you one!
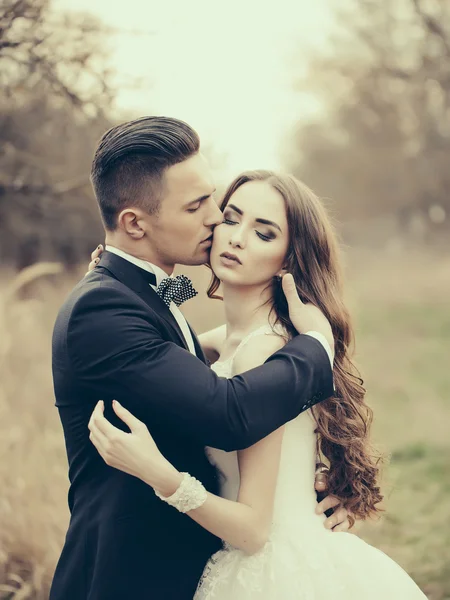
[229,228,245,248]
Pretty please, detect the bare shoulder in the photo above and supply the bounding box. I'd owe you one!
[198,324,227,363]
[233,331,287,375]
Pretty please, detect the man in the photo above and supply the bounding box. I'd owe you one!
[50,116,349,600]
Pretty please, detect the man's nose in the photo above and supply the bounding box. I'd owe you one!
[204,197,223,227]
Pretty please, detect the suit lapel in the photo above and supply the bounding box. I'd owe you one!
[98,251,190,351]
[189,324,207,364]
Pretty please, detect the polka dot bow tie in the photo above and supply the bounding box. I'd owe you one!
[156,275,198,308]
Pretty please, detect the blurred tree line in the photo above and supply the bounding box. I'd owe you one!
[1,0,449,269]
[0,0,112,269]
[287,0,449,246]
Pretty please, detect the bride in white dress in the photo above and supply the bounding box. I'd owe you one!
[88,170,427,598]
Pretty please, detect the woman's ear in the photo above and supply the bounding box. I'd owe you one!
[117,208,145,239]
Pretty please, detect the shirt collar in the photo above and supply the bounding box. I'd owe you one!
[105,245,171,288]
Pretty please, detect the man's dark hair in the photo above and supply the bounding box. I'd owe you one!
[90,116,200,230]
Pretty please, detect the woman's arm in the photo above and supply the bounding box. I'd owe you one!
[197,324,226,364]
[178,334,287,554]
[171,426,284,555]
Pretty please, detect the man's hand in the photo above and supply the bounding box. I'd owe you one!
[314,466,351,533]
[282,274,334,352]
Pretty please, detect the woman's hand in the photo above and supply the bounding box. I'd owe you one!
[85,244,104,275]
[88,400,181,495]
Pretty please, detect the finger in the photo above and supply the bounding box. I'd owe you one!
[89,427,109,456]
[88,406,110,456]
[90,245,104,261]
[332,518,350,533]
[331,506,348,528]
[90,401,124,439]
[324,508,347,530]
[112,400,145,433]
[88,400,103,431]
[85,259,100,276]
[314,472,328,492]
[315,494,341,515]
[281,273,304,306]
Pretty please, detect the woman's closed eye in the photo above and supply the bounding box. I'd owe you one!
[223,217,238,225]
[224,218,275,241]
[256,230,275,242]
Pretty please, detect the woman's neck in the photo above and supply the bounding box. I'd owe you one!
[222,281,275,339]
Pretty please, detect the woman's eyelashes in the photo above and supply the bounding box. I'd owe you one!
[223,216,275,242]
[256,231,274,242]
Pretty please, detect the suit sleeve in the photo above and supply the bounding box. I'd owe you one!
[67,285,334,451]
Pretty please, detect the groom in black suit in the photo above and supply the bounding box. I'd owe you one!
[50,116,347,600]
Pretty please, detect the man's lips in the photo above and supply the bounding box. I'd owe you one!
[220,252,242,264]
[201,235,213,244]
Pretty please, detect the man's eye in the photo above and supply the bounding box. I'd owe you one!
[223,217,237,225]
[187,205,200,213]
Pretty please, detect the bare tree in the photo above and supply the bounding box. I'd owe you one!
[287,0,450,239]
[0,0,115,267]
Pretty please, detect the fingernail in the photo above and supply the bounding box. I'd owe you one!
[327,519,334,528]
[112,400,116,405]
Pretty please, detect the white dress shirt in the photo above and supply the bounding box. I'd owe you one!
[104,245,333,366]
[105,245,197,355]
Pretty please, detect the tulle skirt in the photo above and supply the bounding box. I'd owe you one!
[194,522,427,599]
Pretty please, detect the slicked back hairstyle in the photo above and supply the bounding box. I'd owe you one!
[90,116,200,230]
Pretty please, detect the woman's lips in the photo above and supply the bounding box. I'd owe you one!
[219,252,242,266]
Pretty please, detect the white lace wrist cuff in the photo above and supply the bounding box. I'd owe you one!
[154,472,207,513]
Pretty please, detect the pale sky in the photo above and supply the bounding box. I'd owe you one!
[56,0,335,182]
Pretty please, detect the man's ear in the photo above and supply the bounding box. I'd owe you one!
[117,208,145,239]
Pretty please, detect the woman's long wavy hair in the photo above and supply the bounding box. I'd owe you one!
[207,171,383,524]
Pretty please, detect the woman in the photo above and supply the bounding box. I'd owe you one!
[88,171,427,598]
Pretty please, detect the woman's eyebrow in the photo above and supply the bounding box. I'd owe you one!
[255,218,282,232]
[226,204,281,232]
[227,203,243,215]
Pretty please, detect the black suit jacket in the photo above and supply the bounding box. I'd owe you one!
[50,251,334,600]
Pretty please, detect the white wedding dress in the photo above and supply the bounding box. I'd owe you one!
[195,324,427,599]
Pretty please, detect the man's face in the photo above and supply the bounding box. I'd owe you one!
[144,153,222,271]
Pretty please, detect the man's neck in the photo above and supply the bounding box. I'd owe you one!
[104,237,175,276]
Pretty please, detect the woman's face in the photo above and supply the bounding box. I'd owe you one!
[210,180,289,288]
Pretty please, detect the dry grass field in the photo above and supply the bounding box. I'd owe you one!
[0,248,449,599]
